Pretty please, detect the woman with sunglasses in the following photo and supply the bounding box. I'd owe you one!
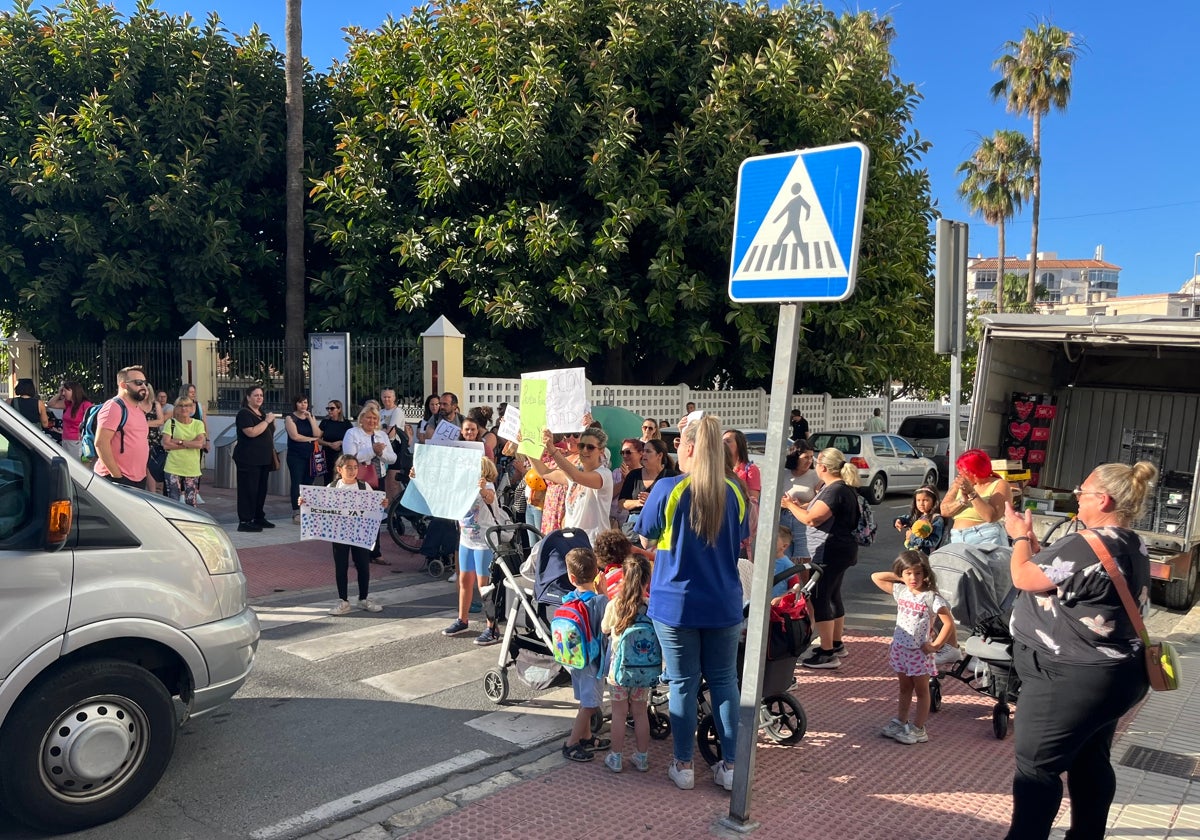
[1000,461,1156,840]
[612,439,644,529]
[533,425,613,543]
[640,418,662,442]
[319,401,353,482]
[618,438,676,532]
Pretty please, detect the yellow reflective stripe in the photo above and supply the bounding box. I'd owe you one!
[657,476,746,551]
[658,475,691,552]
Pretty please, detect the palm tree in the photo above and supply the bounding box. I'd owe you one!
[957,130,1036,314]
[990,20,1082,305]
[284,0,305,398]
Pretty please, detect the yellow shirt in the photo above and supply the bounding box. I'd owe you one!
[953,479,1002,526]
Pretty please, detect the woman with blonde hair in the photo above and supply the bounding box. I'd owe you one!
[635,414,748,792]
[781,447,862,669]
[1001,461,1156,840]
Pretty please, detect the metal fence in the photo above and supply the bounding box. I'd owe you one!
[349,335,422,410]
[213,338,300,413]
[37,340,180,402]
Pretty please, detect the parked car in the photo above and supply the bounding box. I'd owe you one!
[897,413,968,487]
[0,399,260,833]
[808,430,939,504]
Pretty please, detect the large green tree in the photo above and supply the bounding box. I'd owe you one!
[0,0,322,341]
[311,0,934,392]
[991,19,1082,306]
[957,129,1035,314]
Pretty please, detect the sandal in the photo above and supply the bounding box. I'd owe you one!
[370,558,391,565]
[562,743,594,763]
[580,735,611,752]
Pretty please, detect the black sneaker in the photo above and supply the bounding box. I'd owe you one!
[254,518,276,529]
[801,649,841,670]
[830,641,849,658]
[237,521,262,533]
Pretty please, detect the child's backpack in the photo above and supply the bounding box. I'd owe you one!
[80,398,128,463]
[610,611,663,688]
[551,592,600,670]
[853,493,877,547]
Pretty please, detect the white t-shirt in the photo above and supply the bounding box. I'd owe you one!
[460,481,497,550]
[784,468,821,505]
[892,583,950,650]
[564,468,614,543]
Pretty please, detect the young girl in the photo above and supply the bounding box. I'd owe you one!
[306,455,386,616]
[442,457,503,645]
[893,485,945,555]
[601,553,656,773]
[870,550,954,745]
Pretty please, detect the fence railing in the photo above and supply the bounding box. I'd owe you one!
[465,377,966,434]
[349,335,422,409]
[37,340,180,402]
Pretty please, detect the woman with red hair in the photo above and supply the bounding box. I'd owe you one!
[938,449,1012,545]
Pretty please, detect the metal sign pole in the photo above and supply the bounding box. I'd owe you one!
[722,302,802,830]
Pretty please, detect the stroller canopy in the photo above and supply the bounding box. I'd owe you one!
[532,528,592,605]
[929,543,1014,629]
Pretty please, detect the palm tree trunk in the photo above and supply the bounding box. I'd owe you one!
[1027,112,1041,306]
[996,223,1005,314]
[284,0,305,398]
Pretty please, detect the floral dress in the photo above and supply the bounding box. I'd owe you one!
[540,451,568,534]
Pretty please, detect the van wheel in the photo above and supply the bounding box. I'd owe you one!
[0,659,177,833]
[867,473,887,505]
[1161,551,1199,611]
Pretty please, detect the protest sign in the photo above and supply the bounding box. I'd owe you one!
[402,443,483,520]
[299,484,387,550]
[430,419,462,444]
[517,367,587,456]
[497,405,520,444]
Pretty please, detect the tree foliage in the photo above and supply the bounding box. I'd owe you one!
[0,0,326,341]
[311,0,935,392]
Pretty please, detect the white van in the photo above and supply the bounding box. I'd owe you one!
[0,399,260,833]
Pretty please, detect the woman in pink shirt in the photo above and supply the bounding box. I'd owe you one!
[48,381,92,460]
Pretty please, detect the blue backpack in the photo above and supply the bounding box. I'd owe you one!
[551,591,600,670]
[609,610,663,688]
[80,398,128,463]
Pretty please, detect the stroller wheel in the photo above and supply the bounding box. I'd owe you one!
[696,714,721,766]
[590,708,605,736]
[426,557,446,578]
[992,704,1010,739]
[760,693,806,745]
[483,669,509,704]
[648,707,671,740]
[929,676,943,713]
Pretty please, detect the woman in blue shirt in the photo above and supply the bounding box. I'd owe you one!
[636,414,748,792]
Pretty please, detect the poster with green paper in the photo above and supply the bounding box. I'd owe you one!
[517,378,547,457]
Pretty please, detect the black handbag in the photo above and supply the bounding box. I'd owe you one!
[148,444,168,483]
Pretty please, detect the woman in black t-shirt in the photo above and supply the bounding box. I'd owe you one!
[780,447,861,669]
[233,386,279,532]
[319,400,353,477]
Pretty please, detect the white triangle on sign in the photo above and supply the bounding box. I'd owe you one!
[733,156,846,281]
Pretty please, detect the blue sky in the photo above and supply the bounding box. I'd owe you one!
[100,1,1200,296]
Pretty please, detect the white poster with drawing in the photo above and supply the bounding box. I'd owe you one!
[299,485,387,550]
[401,444,483,520]
[521,367,588,435]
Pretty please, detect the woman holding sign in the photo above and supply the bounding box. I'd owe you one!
[342,406,396,564]
[532,425,613,543]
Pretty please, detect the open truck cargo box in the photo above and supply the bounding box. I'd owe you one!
[970,315,1200,609]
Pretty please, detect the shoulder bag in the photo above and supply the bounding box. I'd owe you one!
[1080,530,1180,691]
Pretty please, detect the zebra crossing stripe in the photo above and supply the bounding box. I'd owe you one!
[362,647,498,702]
[279,615,456,662]
[465,687,579,748]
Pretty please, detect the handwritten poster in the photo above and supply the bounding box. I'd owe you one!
[497,405,520,444]
[518,367,588,456]
[430,419,462,444]
[299,485,387,550]
[402,443,483,520]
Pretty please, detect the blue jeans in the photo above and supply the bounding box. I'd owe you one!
[525,504,543,533]
[653,620,741,765]
[950,521,1006,545]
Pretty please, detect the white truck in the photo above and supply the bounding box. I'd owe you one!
[969,314,1200,610]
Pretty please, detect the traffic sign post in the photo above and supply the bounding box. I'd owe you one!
[722,144,869,831]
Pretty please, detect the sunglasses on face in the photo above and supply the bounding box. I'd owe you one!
[126,379,149,387]
[642,425,655,430]
[327,406,338,411]
[620,449,637,456]
[578,443,599,452]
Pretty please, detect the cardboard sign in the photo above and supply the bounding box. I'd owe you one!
[431,419,462,443]
[299,485,387,550]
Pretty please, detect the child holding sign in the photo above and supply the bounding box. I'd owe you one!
[443,457,505,645]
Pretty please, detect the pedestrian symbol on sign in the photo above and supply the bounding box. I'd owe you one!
[728,143,868,303]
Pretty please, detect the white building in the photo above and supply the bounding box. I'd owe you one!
[966,246,1120,306]
[1037,275,1200,318]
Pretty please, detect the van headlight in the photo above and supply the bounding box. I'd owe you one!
[172,520,242,575]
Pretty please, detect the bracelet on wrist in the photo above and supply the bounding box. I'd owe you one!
[1012,535,1030,543]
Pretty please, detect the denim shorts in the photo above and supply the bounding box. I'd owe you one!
[950,521,1006,546]
[571,667,604,708]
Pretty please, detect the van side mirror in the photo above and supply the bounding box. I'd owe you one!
[45,456,73,551]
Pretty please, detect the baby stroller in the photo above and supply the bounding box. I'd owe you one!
[694,562,820,765]
[928,543,1021,738]
[481,526,592,704]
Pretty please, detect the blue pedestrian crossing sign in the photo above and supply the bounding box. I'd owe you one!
[728,142,870,303]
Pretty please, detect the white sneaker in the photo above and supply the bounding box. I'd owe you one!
[712,761,734,791]
[358,598,382,613]
[328,599,352,616]
[448,573,457,583]
[893,723,929,745]
[668,760,694,790]
[880,717,907,739]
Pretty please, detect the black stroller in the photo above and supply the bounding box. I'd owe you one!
[693,562,820,764]
[481,526,592,704]
[928,543,1021,738]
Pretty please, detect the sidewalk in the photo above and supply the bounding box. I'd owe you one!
[207,484,1200,839]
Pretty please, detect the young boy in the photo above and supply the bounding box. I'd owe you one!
[772,526,801,602]
[561,547,611,762]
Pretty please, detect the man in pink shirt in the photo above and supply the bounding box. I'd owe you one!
[94,366,151,489]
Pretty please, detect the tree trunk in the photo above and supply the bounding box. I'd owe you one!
[284,0,305,398]
[1027,111,1041,306]
[996,221,1006,315]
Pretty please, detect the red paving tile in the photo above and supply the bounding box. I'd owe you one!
[405,635,1039,840]
[238,533,426,598]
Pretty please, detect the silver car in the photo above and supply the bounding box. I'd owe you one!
[809,430,939,504]
[0,399,260,833]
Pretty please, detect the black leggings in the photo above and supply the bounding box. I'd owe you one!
[333,542,372,601]
[1004,642,1148,840]
[810,560,850,622]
